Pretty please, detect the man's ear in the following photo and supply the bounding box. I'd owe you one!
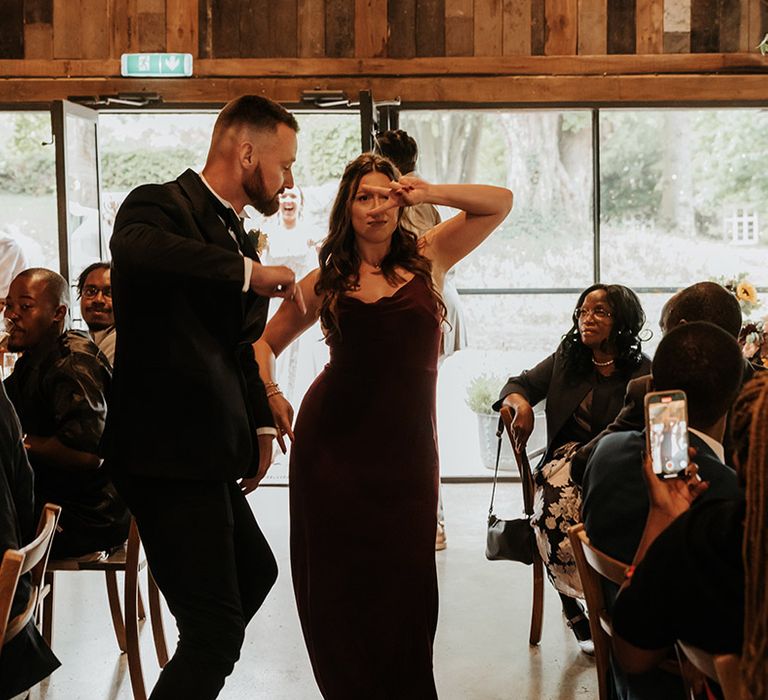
[239,139,257,169]
[53,304,67,323]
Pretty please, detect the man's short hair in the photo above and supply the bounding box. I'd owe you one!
[214,95,299,136]
[76,261,110,298]
[652,321,744,427]
[374,129,418,175]
[665,281,742,338]
[14,267,69,308]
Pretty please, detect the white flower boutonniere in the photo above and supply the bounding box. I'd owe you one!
[247,229,268,257]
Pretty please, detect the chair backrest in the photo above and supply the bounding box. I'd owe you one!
[678,642,744,700]
[0,503,61,647]
[499,406,537,515]
[568,523,629,700]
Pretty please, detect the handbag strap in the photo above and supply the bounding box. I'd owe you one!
[488,416,504,518]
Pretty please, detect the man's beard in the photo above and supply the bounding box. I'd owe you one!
[87,319,112,332]
[244,166,280,216]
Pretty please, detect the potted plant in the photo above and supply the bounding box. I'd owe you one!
[465,374,517,471]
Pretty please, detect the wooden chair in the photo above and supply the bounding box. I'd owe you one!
[568,523,629,700]
[0,503,61,651]
[678,641,744,700]
[41,518,168,700]
[499,405,544,646]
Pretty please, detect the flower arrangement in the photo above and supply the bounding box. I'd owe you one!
[714,273,762,316]
[740,318,768,369]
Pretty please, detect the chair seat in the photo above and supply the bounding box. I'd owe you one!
[48,546,147,572]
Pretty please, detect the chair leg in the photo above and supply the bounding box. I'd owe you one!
[147,569,169,668]
[105,570,128,653]
[42,570,55,646]
[125,539,147,699]
[529,555,544,646]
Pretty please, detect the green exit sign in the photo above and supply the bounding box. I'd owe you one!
[121,53,193,78]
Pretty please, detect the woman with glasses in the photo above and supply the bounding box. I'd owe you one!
[493,284,650,654]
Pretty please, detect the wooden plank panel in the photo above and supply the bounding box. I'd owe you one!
[748,0,762,52]
[445,0,472,56]
[738,0,749,50]
[719,0,740,51]
[326,0,354,57]
[298,0,325,57]
[577,0,606,54]
[239,0,269,57]
[53,0,81,57]
[24,23,53,58]
[531,0,546,54]
[636,0,662,53]
[137,0,165,51]
[270,0,298,57]
[212,0,239,57]
[387,0,416,58]
[167,0,198,54]
[198,0,212,57]
[355,0,388,57]
[81,0,110,58]
[474,0,502,55]
[607,0,635,53]
[0,0,23,58]
[416,0,445,56]
[503,0,531,55]
[24,0,53,23]
[664,31,690,52]
[111,0,138,55]
[691,0,719,51]
[545,0,577,55]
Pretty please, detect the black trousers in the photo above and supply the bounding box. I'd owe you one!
[112,473,277,700]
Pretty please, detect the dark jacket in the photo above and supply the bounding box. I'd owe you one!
[493,343,652,463]
[103,169,272,480]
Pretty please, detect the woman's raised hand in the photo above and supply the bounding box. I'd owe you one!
[268,393,295,454]
[361,176,429,214]
[511,404,535,454]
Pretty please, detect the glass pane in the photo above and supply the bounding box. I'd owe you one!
[399,110,594,289]
[600,109,768,288]
[0,112,58,298]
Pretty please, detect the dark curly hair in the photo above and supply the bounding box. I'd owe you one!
[561,283,646,375]
[315,153,445,337]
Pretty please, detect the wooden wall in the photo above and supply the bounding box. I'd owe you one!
[1,0,768,105]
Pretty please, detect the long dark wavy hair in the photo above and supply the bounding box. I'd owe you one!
[561,283,646,375]
[315,153,445,337]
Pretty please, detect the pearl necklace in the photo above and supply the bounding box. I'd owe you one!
[592,357,615,367]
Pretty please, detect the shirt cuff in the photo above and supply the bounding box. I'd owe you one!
[243,257,253,293]
[256,427,278,437]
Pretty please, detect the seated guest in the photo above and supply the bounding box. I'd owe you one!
[77,262,115,365]
[0,381,60,699]
[612,372,768,700]
[493,284,651,652]
[582,321,742,565]
[4,268,129,558]
[572,281,752,484]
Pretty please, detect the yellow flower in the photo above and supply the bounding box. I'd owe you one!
[736,281,758,305]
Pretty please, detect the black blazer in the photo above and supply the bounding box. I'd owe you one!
[493,343,652,464]
[102,169,272,481]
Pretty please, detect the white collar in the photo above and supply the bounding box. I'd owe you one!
[689,427,725,463]
[198,173,244,219]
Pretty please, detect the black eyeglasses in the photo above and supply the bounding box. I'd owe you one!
[82,286,112,299]
[575,307,612,320]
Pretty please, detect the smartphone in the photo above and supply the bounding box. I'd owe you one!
[644,390,689,478]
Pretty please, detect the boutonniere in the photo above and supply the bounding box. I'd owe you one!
[247,229,268,256]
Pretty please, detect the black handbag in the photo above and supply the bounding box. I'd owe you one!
[485,423,535,565]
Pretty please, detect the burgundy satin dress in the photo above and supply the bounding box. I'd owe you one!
[290,274,441,699]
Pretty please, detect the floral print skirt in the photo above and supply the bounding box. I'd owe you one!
[530,441,584,598]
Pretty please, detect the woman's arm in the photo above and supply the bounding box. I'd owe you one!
[252,269,323,449]
[363,178,513,273]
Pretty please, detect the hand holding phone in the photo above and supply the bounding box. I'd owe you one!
[644,390,689,479]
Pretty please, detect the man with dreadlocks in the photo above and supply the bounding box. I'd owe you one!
[610,360,768,700]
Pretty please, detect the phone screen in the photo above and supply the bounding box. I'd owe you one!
[646,393,689,478]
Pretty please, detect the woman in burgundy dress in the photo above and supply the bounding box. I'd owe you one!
[254,153,512,698]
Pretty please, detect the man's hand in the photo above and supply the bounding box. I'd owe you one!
[249,263,306,314]
[239,433,274,495]
[641,447,709,525]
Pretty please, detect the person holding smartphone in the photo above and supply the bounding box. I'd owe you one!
[493,284,651,654]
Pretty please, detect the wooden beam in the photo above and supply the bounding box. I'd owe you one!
[445,0,473,56]
[81,0,111,58]
[545,0,577,55]
[636,0,663,53]
[388,0,416,58]
[326,0,355,57]
[166,0,198,55]
[298,0,325,57]
[416,0,446,57]
[578,0,607,55]
[503,0,531,56]
[2,53,767,78]
[355,0,388,57]
[2,73,768,105]
[53,0,82,58]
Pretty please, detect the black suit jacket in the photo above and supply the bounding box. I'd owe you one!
[102,169,272,480]
[493,344,651,463]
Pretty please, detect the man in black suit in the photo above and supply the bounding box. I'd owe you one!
[103,95,304,699]
[571,281,751,484]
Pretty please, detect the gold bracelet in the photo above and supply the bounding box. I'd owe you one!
[266,389,283,399]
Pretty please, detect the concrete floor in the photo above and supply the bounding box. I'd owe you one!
[30,484,598,700]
